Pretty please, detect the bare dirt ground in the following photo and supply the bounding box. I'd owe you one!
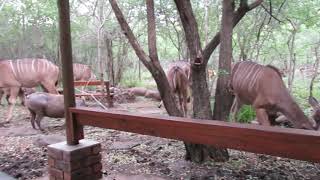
[0,97,320,180]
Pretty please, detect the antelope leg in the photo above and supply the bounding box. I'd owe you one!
[255,108,271,126]
[35,113,44,131]
[230,96,242,122]
[29,110,37,129]
[5,87,20,122]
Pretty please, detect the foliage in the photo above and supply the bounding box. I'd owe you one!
[235,105,256,124]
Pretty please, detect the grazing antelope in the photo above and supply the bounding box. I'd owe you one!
[167,65,190,117]
[0,58,59,122]
[73,63,96,81]
[229,61,320,130]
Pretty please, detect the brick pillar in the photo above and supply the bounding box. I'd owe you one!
[48,139,102,180]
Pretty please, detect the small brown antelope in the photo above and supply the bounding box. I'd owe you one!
[25,92,86,131]
[230,61,320,130]
[168,60,191,81]
[0,58,59,122]
[159,60,191,109]
[167,65,190,117]
[73,63,96,81]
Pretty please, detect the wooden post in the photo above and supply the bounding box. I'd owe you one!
[57,0,83,145]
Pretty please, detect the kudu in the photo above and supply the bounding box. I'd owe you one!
[73,63,96,81]
[230,61,320,130]
[167,65,191,117]
[0,58,59,122]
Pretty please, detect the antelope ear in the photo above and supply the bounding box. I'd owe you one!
[309,96,319,109]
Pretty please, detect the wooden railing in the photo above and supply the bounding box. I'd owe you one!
[69,107,320,163]
[73,80,113,107]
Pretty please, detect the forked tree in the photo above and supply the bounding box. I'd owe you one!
[109,0,263,163]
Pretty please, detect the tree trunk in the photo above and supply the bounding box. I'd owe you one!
[174,0,262,163]
[287,29,297,93]
[210,0,236,161]
[105,35,114,86]
[309,43,320,97]
[115,41,128,85]
[214,0,234,121]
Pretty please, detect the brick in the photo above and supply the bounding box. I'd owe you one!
[83,154,102,166]
[91,144,101,154]
[48,147,63,160]
[92,163,102,173]
[63,147,91,161]
[64,167,92,180]
[48,157,55,167]
[49,167,64,179]
[55,159,81,172]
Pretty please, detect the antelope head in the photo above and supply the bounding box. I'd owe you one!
[308,96,320,130]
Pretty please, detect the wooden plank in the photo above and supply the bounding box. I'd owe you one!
[70,107,320,163]
[74,81,108,86]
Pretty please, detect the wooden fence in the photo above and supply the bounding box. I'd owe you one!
[69,107,320,163]
[73,80,113,107]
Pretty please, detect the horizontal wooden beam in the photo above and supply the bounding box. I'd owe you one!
[69,107,320,163]
[74,81,108,86]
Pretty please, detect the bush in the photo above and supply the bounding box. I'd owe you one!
[235,105,256,123]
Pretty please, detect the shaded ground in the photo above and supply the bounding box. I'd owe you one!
[0,97,319,179]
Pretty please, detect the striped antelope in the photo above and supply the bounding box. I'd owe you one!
[229,61,320,130]
[0,58,59,122]
[73,63,96,81]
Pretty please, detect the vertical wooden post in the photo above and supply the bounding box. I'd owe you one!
[57,0,83,145]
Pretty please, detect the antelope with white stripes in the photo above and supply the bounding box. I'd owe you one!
[0,58,59,122]
[73,63,96,81]
[230,61,320,130]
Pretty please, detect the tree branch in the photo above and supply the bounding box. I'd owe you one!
[109,0,151,69]
[261,4,283,23]
[174,0,203,65]
[203,0,263,64]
